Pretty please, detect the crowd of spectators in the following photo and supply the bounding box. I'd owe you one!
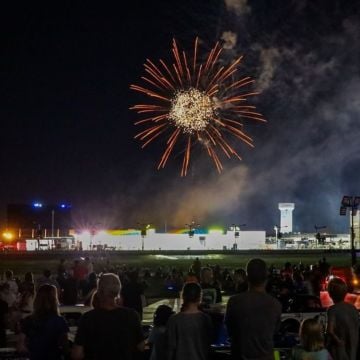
[0,256,359,359]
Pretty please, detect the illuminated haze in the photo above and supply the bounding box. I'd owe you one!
[124,0,360,232]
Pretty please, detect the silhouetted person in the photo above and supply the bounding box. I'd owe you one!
[225,258,282,360]
[17,284,69,359]
[167,282,213,360]
[121,271,144,319]
[71,273,144,360]
[327,277,359,360]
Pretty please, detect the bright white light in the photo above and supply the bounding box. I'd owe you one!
[169,88,215,133]
[209,229,223,235]
[96,230,107,237]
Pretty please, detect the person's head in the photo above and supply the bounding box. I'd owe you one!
[97,273,121,306]
[33,284,59,318]
[24,272,34,283]
[328,277,347,303]
[88,272,97,285]
[299,318,324,352]
[43,269,51,278]
[200,267,213,284]
[246,258,268,287]
[85,257,90,262]
[153,305,174,327]
[182,282,202,308]
[234,268,247,283]
[5,270,13,280]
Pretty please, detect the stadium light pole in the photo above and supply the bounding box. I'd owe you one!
[340,196,360,266]
[137,223,152,251]
[314,225,327,248]
[274,225,288,249]
[231,223,246,250]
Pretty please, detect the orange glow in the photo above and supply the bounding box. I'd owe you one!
[2,231,14,241]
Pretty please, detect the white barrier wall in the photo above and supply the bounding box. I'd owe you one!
[75,229,266,251]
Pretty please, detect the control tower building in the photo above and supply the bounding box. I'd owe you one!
[278,203,295,233]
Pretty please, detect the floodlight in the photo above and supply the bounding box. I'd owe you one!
[340,206,347,216]
[341,196,352,207]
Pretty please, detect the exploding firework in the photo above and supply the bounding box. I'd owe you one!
[130,38,266,176]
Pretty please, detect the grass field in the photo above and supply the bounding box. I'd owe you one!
[0,250,354,279]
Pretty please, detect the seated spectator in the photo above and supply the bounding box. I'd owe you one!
[0,283,16,308]
[148,305,174,360]
[291,318,331,360]
[167,282,213,360]
[200,267,222,303]
[225,258,282,360]
[71,273,144,360]
[4,270,18,295]
[36,269,60,293]
[17,284,69,359]
[326,277,359,360]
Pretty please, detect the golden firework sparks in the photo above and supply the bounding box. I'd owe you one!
[169,88,215,133]
[130,38,266,176]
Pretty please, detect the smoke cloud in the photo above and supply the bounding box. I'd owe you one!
[224,0,251,16]
[221,31,237,50]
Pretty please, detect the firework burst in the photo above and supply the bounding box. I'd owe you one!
[130,38,266,176]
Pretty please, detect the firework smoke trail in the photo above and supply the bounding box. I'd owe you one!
[130,38,266,176]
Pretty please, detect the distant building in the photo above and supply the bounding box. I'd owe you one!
[278,203,295,233]
[6,203,72,239]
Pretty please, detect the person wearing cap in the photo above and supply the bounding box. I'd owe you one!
[71,273,144,360]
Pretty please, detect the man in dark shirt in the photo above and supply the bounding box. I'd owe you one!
[121,271,144,319]
[225,258,282,360]
[71,273,144,360]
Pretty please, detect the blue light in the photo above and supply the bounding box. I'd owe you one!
[33,203,42,208]
[59,204,71,209]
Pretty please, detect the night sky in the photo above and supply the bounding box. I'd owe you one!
[1,0,359,232]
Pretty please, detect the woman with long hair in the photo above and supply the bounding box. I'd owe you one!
[291,318,331,360]
[167,282,213,360]
[17,284,69,360]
